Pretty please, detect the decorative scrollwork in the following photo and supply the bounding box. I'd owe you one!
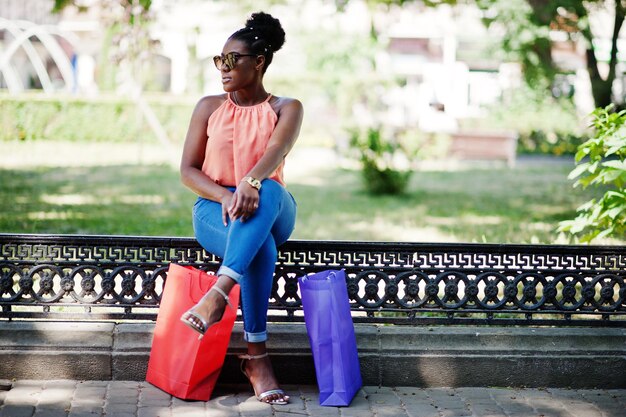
[0,234,625,325]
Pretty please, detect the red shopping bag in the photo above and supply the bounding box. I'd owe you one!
[146,263,240,401]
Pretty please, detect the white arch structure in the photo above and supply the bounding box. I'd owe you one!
[0,17,78,93]
[0,17,175,162]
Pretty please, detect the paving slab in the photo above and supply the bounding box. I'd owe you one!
[0,381,625,416]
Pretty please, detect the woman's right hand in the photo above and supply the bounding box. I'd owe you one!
[220,193,234,226]
[227,183,260,223]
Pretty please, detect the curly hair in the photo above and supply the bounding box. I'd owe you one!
[229,12,286,73]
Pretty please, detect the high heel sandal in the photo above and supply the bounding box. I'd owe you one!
[180,285,234,339]
[239,353,290,405]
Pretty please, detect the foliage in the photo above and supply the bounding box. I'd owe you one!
[53,0,153,13]
[558,105,626,242]
[473,0,625,108]
[53,0,156,92]
[348,126,414,195]
[361,0,626,108]
[0,94,192,143]
[300,26,377,103]
[517,130,587,156]
[475,0,555,90]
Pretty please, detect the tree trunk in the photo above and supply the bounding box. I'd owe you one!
[580,1,625,108]
[589,71,613,109]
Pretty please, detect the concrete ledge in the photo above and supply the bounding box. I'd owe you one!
[0,322,114,380]
[1,321,625,388]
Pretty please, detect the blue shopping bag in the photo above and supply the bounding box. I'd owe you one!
[298,269,362,406]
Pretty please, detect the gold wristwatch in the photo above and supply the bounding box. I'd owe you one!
[243,176,262,190]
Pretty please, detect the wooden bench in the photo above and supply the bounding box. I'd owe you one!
[449,130,518,167]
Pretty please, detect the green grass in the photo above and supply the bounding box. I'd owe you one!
[1,142,622,245]
[291,162,621,244]
[0,164,194,236]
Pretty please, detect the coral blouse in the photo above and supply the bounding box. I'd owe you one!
[202,93,285,187]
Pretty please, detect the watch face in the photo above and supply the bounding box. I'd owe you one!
[247,177,261,189]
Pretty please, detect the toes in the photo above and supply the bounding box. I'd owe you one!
[184,316,201,330]
[263,395,277,404]
[262,393,288,404]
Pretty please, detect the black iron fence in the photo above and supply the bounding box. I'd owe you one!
[1,233,625,326]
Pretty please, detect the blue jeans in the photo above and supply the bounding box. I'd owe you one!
[192,179,297,343]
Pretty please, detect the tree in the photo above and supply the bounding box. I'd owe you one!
[484,0,625,108]
[357,0,626,108]
[51,0,174,157]
[52,0,153,78]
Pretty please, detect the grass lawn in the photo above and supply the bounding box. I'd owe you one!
[0,142,622,245]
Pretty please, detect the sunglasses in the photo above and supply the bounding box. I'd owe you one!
[213,52,258,70]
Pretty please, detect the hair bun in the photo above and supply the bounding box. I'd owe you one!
[245,12,285,52]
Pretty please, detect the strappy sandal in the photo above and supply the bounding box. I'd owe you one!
[239,353,290,405]
[180,285,234,339]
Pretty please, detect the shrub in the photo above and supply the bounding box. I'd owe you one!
[517,129,588,156]
[348,126,414,195]
[0,94,193,143]
[558,105,626,242]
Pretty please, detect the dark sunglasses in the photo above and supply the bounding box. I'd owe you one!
[213,52,258,70]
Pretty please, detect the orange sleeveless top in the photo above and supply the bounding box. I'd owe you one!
[202,93,285,187]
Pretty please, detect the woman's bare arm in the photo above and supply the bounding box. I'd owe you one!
[179,95,234,224]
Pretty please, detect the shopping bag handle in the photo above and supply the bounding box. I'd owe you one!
[189,269,213,302]
[301,271,336,282]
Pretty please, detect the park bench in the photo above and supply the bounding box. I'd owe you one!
[1,233,625,387]
[449,130,518,167]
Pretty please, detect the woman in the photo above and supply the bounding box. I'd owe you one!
[178,12,302,405]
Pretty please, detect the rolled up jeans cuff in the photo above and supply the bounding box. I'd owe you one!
[244,330,267,343]
[216,265,243,283]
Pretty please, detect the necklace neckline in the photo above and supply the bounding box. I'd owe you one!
[231,92,271,107]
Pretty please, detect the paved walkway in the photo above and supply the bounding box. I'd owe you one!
[0,380,624,417]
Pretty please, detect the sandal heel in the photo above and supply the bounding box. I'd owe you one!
[238,353,289,405]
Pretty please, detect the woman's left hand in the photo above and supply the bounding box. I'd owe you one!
[228,183,259,222]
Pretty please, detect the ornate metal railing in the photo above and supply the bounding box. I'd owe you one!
[1,233,625,325]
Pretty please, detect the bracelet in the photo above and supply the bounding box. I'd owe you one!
[242,176,262,190]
